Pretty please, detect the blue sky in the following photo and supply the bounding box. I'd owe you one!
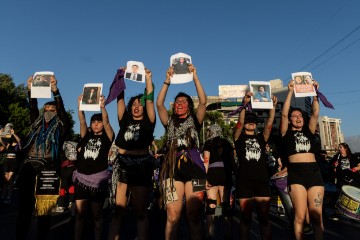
[1,0,360,139]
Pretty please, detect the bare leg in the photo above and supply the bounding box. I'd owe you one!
[185,181,204,240]
[288,184,308,240]
[75,199,89,240]
[255,197,272,240]
[108,182,128,240]
[205,186,219,239]
[308,186,324,240]
[239,198,254,240]
[165,181,184,240]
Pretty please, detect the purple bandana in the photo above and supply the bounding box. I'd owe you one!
[228,102,252,117]
[105,69,126,106]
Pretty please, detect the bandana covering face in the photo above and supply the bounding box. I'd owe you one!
[44,111,57,123]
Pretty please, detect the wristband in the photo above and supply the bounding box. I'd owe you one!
[164,81,170,86]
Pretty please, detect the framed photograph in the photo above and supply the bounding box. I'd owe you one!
[249,81,273,109]
[170,52,193,84]
[79,83,103,111]
[291,72,316,97]
[124,61,145,83]
[31,71,54,98]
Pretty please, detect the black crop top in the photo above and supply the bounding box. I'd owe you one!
[115,111,155,150]
[282,126,317,157]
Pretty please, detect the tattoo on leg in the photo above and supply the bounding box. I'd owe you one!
[314,192,322,208]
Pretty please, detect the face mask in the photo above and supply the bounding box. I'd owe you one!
[44,111,57,123]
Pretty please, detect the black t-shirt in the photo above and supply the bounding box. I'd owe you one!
[332,153,360,178]
[282,126,317,157]
[76,131,113,175]
[204,137,233,164]
[115,111,155,150]
[235,133,268,181]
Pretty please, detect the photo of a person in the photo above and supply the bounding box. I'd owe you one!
[173,57,189,74]
[294,75,305,85]
[253,85,271,102]
[33,75,51,87]
[82,87,99,104]
[304,75,313,84]
[125,64,143,81]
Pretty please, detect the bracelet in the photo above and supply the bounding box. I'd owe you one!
[164,81,170,86]
[54,94,61,98]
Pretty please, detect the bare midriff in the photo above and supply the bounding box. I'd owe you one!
[288,152,316,163]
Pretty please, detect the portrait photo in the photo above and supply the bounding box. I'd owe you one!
[31,71,54,98]
[125,61,145,83]
[291,72,316,97]
[250,81,273,109]
[79,83,103,111]
[169,52,193,84]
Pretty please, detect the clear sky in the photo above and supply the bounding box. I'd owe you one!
[2,0,360,139]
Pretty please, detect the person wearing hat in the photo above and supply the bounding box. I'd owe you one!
[0,123,22,204]
[233,92,277,240]
[16,75,71,240]
[73,94,114,240]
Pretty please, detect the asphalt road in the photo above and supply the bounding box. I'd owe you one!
[1,189,360,240]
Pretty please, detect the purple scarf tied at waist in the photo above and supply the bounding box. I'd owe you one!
[73,170,111,190]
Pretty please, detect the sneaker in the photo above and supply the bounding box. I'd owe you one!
[303,224,313,235]
[53,206,65,213]
[329,213,339,221]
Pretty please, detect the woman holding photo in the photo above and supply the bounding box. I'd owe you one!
[280,80,324,240]
[156,64,206,240]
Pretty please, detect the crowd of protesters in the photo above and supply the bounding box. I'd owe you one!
[1,64,360,240]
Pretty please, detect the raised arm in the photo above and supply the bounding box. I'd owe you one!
[51,76,70,138]
[99,96,114,141]
[156,67,173,126]
[308,81,320,134]
[77,95,88,138]
[263,96,278,142]
[189,64,207,124]
[233,92,252,141]
[27,76,40,123]
[145,68,156,124]
[280,81,294,136]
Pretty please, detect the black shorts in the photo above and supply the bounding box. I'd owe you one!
[173,157,206,183]
[3,158,17,172]
[207,167,232,186]
[115,154,154,187]
[236,179,271,199]
[287,162,324,190]
[74,181,107,203]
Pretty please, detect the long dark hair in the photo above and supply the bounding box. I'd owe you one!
[339,142,352,157]
[126,94,148,120]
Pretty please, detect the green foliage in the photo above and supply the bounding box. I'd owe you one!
[0,73,76,141]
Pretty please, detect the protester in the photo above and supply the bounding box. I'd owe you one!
[233,92,277,240]
[280,79,324,240]
[203,124,234,240]
[0,123,21,204]
[54,141,78,212]
[73,95,114,240]
[156,63,206,240]
[108,67,156,240]
[16,75,70,240]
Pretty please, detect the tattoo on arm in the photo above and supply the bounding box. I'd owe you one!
[314,192,322,208]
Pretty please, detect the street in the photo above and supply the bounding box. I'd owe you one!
[1,189,360,240]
